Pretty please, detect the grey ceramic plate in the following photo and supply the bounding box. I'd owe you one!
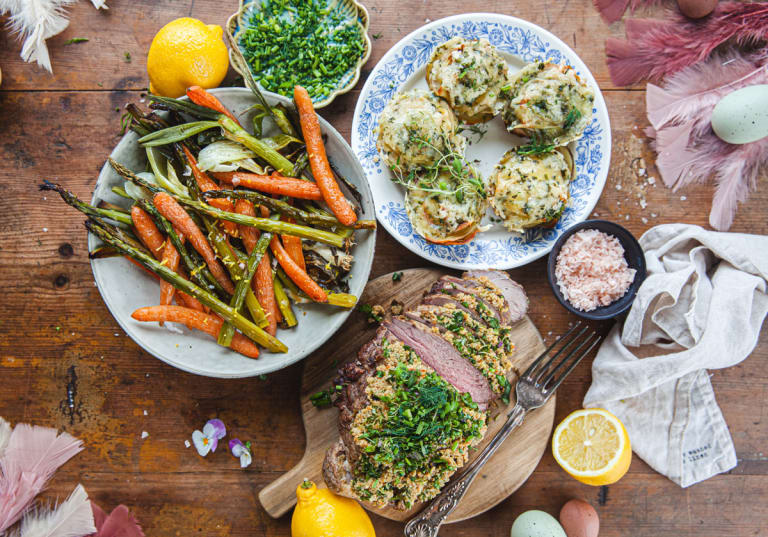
[89,88,375,378]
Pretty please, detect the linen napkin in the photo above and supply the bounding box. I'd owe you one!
[583,224,768,487]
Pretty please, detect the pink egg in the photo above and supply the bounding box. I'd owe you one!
[677,0,718,19]
[559,499,599,537]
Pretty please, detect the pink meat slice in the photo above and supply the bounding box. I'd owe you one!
[429,278,504,322]
[465,270,529,323]
[384,318,494,409]
[419,297,487,327]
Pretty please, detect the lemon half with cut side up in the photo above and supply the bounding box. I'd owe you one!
[552,408,631,486]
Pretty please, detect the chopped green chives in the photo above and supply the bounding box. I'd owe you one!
[239,0,365,102]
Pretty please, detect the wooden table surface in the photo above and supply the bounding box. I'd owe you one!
[0,1,766,536]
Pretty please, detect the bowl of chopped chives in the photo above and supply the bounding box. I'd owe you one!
[226,0,372,108]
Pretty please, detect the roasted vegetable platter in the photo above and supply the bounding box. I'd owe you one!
[63,87,376,378]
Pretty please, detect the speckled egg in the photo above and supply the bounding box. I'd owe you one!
[511,510,567,537]
[711,85,768,144]
[559,499,600,537]
[677,0,718,18]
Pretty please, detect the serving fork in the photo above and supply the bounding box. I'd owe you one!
[404,323,601,537]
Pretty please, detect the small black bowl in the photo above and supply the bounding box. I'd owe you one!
[546,220,646,321]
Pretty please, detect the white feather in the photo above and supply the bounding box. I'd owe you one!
[0,0,109,73]
[3,0,75,72]
[0,417,11,458]
[646,51,768,231]
[12,484,95,537]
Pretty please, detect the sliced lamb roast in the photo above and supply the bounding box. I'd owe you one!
[323,270,528,510]
[430,276,506,323]
[384,317,494,409]
[421,294,489,326]
[465,270,529,323]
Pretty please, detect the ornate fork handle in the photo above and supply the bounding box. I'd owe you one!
[404,404,527,537]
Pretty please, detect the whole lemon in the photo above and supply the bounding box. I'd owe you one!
[147,17,229,98]
[291,480,375,537]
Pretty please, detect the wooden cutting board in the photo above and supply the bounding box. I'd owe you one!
[259,268,554,523]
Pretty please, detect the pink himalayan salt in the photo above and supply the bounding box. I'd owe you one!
[555,229,636,312]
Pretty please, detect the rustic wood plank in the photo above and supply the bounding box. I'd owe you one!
[0,0,649,92]
[1,86,766,536]
[0,1,766,533]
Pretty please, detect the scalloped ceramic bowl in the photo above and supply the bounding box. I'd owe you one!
[89,88,376,378]
[225,0,371,108]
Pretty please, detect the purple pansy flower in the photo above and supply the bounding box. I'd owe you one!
[191,418,226,457]
[228,438,252,468]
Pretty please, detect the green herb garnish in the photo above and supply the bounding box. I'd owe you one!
[459,123,488,142]
[355,357,483,487]
[359,303,382,322]
[389,134,485,200]
[310,390,333,408]
[392,271,403,282]
[516,134,555,156]
[64,38,89,45]
[310,385,343,408]
[239,0,366,101]
[563,108,582,130]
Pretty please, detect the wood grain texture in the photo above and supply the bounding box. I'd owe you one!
[259,268,554,523]
[0,0,642,92]
[0,1,766,536]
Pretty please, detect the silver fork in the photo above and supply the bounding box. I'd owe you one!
[404,323,601,537]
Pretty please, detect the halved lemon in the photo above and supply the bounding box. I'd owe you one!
[552,408,631,486]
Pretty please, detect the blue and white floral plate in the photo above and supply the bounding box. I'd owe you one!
[352,13,611,270]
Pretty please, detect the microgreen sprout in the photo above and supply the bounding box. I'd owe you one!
[388,134,485,202]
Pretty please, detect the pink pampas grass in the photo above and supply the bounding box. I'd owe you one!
[606,2,768,86]
[593,0,662,23]
[0,421,84,532]
[646,51,768,230]
[90,504,145,537]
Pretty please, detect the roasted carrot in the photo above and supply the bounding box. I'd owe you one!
[181,145,220,192]
[271,235,327,303]
[181,145,238,236]
[235,199,280,334]
[160,239,180,307]
[131,205,165,259]
[213,171,323,201]
[293,85,357,226]
[131,306,259,359]
[281,216,305,271]
[186,86,240,125]
[133,204,173,324]
[235,199,260,250]
[153,192,235,295]
[127,253,204,312]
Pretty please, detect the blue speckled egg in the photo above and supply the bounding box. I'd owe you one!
[711,85,768,144]
[511,510,567,537]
